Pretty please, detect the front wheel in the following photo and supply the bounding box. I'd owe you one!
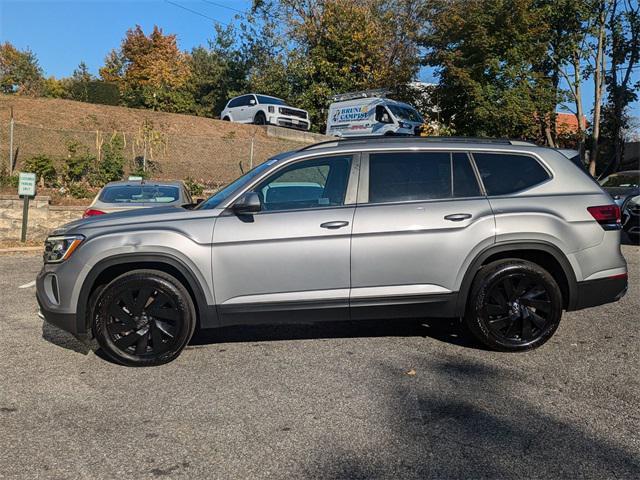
[464,259,563,351]
[254,112,267,125]
[93,270,196,366]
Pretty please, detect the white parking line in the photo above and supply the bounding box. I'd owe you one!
[18,280,36,289]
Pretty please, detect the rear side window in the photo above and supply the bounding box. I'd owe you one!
[369,152,451,203]
[473,153,549,195]
[368,151,483,203]
[228,97,241,108]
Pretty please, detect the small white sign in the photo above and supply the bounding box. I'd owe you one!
[128,175,143,181]
[18,172,36,197]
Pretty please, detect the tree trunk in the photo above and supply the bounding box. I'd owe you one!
[589,4,607,177]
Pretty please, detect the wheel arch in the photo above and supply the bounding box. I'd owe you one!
[456,241,578,317]
[78,253,217,335]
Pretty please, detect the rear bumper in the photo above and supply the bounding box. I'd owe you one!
[571,275,628,311]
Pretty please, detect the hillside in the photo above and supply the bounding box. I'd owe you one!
[0,95,307,186]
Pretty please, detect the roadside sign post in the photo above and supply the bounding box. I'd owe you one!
[18,172,36,243]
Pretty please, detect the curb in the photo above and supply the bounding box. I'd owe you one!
[0,247,42,254]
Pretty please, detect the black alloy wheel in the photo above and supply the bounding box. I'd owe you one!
[465,259,562,351]
[93,270,195,366]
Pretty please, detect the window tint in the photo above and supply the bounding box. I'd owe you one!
[255,156,352,212]
[99,185,180,204]
[369,152,451,203]
[473,153,549,195]
[452,153,481,197]
[228,97,241,108]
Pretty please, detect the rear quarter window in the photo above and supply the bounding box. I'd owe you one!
[473,152,550,196]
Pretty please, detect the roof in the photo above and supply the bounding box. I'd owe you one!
[297,136,538,154]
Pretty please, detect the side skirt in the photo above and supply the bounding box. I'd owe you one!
[215,293,459,327]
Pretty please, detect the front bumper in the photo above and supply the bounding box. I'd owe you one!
[36,267,86,338]
[267,115,310,131]
[572,274,628,311]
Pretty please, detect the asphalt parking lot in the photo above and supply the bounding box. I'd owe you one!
[0,245,638,480]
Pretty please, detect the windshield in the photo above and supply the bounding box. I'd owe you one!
[197,160,276,209]
[387,105,423,123]
[99,185,180,204]
[256,95,288,106]
[600,173,639,188]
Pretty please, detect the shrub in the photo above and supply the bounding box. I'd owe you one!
[90,134,125,186]
[68,182,92,199]
[184,176,204,197]
[23,154,57,186]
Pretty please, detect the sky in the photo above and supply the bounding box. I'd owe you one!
[1,0,638,120]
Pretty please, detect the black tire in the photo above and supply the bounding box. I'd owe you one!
[254,111,266,125]
[92,269,196,367]
[625,231,640,244]
[222,116,230,121]
[464,259,562,351]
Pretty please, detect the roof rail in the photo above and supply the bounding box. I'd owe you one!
[330,89,390,103]
[297,136,537,152]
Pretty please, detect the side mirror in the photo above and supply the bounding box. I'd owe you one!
[249,99,256,105]
[233,192,261,214]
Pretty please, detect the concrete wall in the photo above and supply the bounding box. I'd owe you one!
[0,195,86,241]
[263,125,332,144]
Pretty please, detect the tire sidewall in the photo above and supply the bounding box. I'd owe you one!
[93,271,195,367]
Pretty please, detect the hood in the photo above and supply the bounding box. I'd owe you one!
[51,206,192,236]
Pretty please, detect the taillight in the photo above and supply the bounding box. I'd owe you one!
[82,208,106,218]
[587,204,621,230]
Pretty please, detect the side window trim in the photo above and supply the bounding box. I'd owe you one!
[466,151,488,196]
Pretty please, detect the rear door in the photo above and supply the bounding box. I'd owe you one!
[350,150,495,318]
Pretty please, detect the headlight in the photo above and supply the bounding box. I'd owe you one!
[43,235,84,264]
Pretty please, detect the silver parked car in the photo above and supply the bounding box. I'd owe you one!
[37,137,628,366]
[83,180,194,218]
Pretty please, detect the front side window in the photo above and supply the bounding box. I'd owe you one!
[228,97,241,108]
[255,156,352,212]
[473,153,550,196]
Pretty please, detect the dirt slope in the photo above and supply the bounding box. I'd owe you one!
[0,95,305,186]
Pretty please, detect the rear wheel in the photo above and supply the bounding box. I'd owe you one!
[464,259,562,351]
[222,116,230,121]
[93,270,195,367]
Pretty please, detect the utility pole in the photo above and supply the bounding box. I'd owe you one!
[8,107,14,175]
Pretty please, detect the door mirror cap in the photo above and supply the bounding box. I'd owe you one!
[249,98,256,105]
[233,192,261,214]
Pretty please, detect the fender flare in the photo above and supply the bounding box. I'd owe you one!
[455,241,578,317]
[76,253,216,335]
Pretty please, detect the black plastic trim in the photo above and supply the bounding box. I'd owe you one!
[77,253,215,335]
[456,241,578,317]
[572,276,627,311]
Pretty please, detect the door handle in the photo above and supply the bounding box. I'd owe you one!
[320,221,349,229]
[444,213,472,222]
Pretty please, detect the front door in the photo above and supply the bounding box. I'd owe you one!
[350,150,495,318]
[213,154,359,325]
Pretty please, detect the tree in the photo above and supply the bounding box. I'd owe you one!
[420,0,556,140]
[250,0,422,131]
[99,25,193,111]
[603,0,640,174]
[68,61,94,102]
[0,42,43,95]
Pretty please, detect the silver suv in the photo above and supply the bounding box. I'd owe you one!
[37,137,628,366]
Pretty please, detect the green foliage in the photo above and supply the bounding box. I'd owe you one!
[23,154,57,186]
[63,140,95,183]
[420,0,556,140]
[184,177,204,197]
[89,134,125,186]
[68,182,92,199]
[0,42,43,95]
